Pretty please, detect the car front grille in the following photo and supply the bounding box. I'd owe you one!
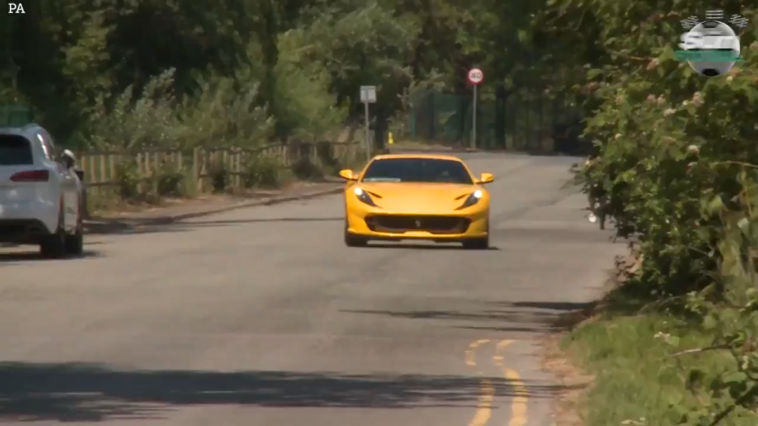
[365,215,470,234]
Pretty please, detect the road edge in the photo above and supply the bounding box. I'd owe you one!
[84,185,344,232]
[165,186,345,223]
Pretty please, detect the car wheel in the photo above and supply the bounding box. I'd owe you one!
[40,204,66,258]
[64,211,84,256]
[344,220,367,247]
[463,236,489,250]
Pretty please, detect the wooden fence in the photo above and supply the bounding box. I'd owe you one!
[76,141,363,196]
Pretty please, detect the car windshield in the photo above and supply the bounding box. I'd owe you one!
[361,158,473,184]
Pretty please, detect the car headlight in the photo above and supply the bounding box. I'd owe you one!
[354,187,378,207]
[456,190,483,210]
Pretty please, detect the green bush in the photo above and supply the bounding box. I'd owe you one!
[71,67,275,152]
[244,155,281,188]
[290,157,323,181]
[154,162,184,197]
[114,160,140,200]
[564,7,758,419]
[209,164,227,193]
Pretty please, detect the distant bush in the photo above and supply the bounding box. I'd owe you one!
[113,160,140,200]
[154,161,184,197]
[72,68,275,152]
[244,155,281,188]
[290,157,323,181]
[208,163,228,193]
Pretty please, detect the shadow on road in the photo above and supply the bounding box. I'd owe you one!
[84,217,343,235]
[84,220,191,236]
[0,362,573,422]
[0,250,103,264]
[182,217,343,227]
[343,300,597,334]
[364,243,500,251]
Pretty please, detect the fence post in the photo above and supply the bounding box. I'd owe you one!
[192,147,201,194]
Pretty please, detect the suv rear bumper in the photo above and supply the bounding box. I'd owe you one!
[0,200,58,243]
[0,219,54,243]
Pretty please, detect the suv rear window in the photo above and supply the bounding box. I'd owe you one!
[0,135,33,165]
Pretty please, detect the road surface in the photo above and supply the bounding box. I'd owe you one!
[0,153,625,425]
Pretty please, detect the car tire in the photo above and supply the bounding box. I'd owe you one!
[40,205,67,259]
[64,212,84,256]
[345,233,368,247]
[344,221,367,247]
[463,236,489,250]
[463,217,490,250]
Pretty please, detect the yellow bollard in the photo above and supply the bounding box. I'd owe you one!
[388,132,394,145]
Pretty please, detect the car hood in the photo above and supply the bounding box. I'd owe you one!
[354,182,482,213]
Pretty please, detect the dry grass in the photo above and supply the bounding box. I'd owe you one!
[541,334,594,425]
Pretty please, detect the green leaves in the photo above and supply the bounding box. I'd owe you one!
[565,3,758,420]
[667,335,681,347]
[586,68,604,80]
[707,196,724,214]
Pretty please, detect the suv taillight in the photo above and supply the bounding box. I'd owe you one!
[10,170,49,182]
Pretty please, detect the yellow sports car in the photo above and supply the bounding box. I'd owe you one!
[339,154,494,249]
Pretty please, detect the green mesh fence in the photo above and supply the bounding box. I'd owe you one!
[407,90,584,153]
[0,105,33,127]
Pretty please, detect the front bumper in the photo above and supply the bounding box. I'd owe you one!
[346,206,489,241]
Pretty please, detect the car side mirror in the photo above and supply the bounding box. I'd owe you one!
[339,169,357,180]
[61,149,77,169]
[479,172,494,184]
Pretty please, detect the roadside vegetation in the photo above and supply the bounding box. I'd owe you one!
[539,1,758,424]
[1,0,562,210]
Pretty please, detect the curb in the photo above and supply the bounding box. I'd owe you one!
[84,185,344,231]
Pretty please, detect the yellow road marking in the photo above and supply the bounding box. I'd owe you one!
[468,378,495,426]
[465,339,490,366]
[495,339,528,426]
[504,369,528,426]
[465,340,493,426]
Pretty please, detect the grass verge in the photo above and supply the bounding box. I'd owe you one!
[555,283,757,426]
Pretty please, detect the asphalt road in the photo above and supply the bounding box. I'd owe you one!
[0,153,626,425]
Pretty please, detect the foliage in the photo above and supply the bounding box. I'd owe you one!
[153,161,185,197]
[244,154,282,188]
[113,160,140,200]
[209,163,229,193]
[290,157,323,181]
[272,29,348,141]
[556,0,758,421]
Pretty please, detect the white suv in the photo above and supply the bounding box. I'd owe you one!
[0,124,84,257]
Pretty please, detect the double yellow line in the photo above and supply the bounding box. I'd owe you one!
[465,339,528,426]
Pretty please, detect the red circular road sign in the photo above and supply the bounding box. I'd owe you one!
[467,68,484,85]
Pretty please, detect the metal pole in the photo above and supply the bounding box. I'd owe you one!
[364,101,371,159]
[471,85,477,149]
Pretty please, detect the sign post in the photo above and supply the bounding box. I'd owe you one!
[467,68,484,149]
[360,86,377,159]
